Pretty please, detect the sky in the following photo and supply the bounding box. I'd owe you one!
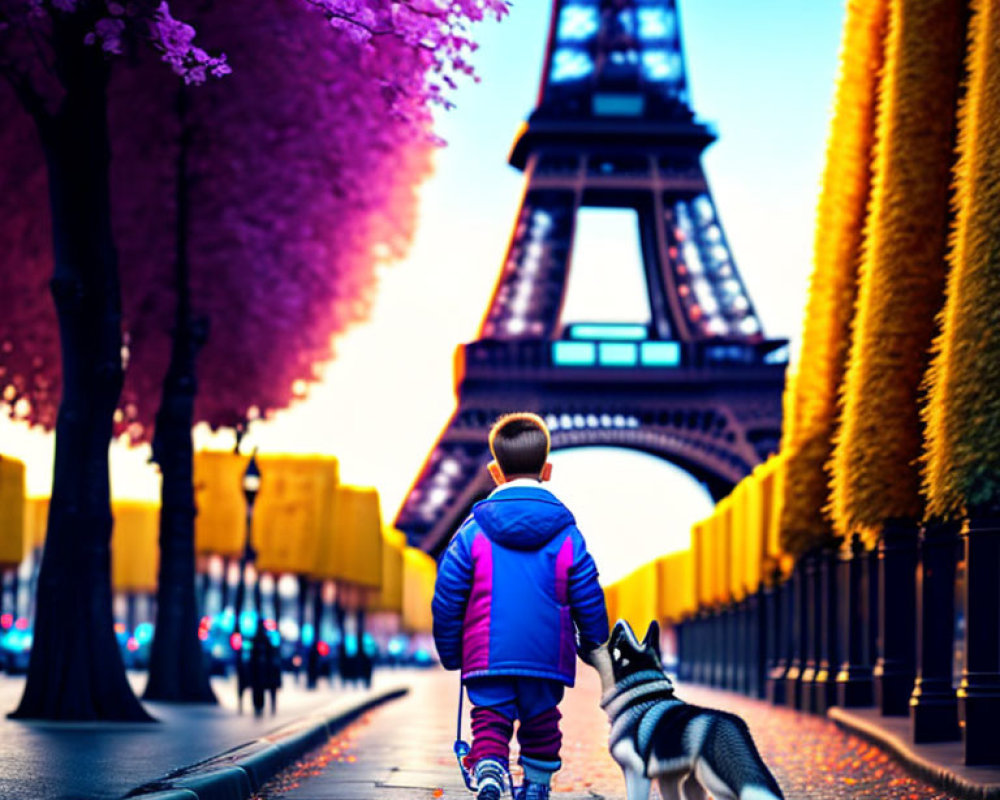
[0,0,846,584]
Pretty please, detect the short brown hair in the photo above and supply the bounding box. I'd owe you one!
[488,412,551,478]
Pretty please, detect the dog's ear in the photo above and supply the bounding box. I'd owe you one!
[610,618,630,646]
[642,620,661,660]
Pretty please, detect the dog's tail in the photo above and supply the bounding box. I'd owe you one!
[694,712,784,800]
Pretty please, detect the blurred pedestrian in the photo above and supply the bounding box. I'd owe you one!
[246,624,281,716]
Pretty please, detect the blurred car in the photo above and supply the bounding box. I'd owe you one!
[115,621,154,670]
[0,621,32,674]
[296,622,339,682]
[200,611,288,677]
[199,613,237,676]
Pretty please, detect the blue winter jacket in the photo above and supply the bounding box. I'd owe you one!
[431,484,609,685]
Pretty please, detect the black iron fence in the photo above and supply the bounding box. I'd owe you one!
[673,517,1000,767]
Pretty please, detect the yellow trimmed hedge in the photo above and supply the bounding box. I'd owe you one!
[757,453,786,572]
[923,0,1000,517]
[367,528,406,614]
[0,457,25,567]
[831,0,967,543]
[604,582,619,628]
[741,466,766,591]
[712,497,732,604]
[317,485,383,588]
[252,455,339,576]
[691,520,710,607]
[402,548,436,633]
[779,367,802,460]
[656,550,695,623]
[111,501,159,593]
[778,0,888,556]
[193,451,249,557]
[24,496,48,550]
[729,480,749,600]
[615,561,659,633]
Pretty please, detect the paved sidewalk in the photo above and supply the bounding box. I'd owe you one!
[255,669,964,800]
[0,668,416,800]
[829,706,1000,800]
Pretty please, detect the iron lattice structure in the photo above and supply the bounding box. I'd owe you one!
[397,0,787,554]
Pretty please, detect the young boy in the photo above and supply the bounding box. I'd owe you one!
[432,413,609,800]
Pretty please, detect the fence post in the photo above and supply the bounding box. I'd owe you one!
[784,558,806,709]
[874,519,918,715]
[743,587,764,697]
[692,611,707,684]
[767,570,789,705]
[712,606,725,688]
[910,519,960,742]
[837,533,874,706]
[814,546,840,713]
[758,585,769,698]
[958,513,1000,765]
[735,598,749,694]
[801,552,821,713]
[676,617,691,683]
[723,602,736,690]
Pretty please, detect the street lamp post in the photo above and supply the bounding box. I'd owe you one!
[233,452,261,713]
[234,452,261,646]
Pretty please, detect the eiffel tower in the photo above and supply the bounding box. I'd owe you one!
[397,0,787,553]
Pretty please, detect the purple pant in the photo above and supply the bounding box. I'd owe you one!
[465,677,564,769]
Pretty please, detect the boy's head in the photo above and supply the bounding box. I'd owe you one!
[487,412,553,484]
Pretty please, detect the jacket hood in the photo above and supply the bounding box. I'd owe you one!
[472,487,575,550]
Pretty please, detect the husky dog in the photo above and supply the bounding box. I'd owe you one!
[584,619,784,800]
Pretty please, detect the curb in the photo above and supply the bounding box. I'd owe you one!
[828,707,1000,800]
[124,685,409,800]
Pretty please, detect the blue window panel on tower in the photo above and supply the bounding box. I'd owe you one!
[640,341,681,367]
[593,93,645,116]
[642,51,683,83]
[765,345,790,364]
[569,324,648,341]
[553,341,596,366]
[637,8,673,40]
[557,4,599,42]
[598,342,638,366]
[551,48,595,83]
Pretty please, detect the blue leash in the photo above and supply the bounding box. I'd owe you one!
[454,681,517,795]
[454,682,475,790]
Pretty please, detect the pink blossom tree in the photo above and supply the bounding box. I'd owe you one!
[0,0,505,720]
[117,0,447,703]
[0,0,229,723]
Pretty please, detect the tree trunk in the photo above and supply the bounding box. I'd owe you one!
[143,325,214,701]
[143,88,215,704]
[11,17,151,721]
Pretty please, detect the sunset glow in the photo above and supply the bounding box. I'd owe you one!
[0,1,845,581]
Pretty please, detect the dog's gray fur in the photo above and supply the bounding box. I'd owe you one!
[585,620,784,800]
